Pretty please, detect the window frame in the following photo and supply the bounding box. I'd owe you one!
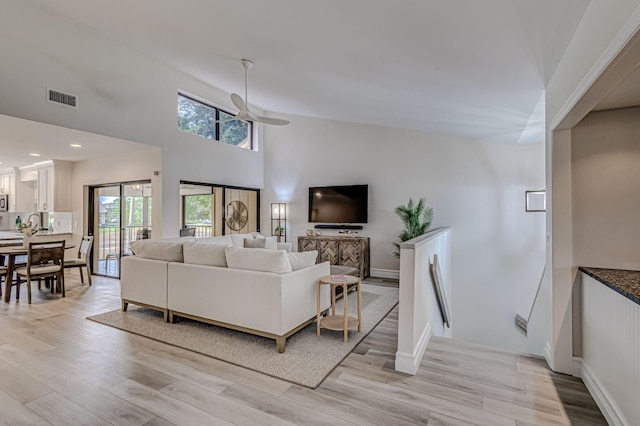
[177,92,254,150]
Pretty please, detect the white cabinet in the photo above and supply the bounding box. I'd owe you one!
[0,170,35,212]
[36,161,72,212]
[0,173,11,195]
[37,167,51,212]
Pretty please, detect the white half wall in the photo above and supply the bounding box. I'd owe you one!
[396,227,452,375]
[263,114,545,352]
[582,273,640,426]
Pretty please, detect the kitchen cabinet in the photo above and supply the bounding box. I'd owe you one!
[0,169,35,212]
[0,173,10,195]
[36,161,72,212]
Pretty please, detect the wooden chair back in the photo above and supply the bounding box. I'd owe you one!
[27,240,65,268]
[78,236,94,260]
[180,227,196,237]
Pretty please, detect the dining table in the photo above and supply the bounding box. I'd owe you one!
[1,243,75,302]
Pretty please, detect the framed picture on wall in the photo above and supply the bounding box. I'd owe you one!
[430,254,451,328]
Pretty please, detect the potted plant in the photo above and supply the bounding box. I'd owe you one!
[393,197,433,258]
[274,225,284,237]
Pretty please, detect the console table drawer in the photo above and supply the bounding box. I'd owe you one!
[298,236,369,278]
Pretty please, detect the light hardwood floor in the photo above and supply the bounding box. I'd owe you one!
[0,274,607,425]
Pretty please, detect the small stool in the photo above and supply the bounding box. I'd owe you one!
[317,275,362,342]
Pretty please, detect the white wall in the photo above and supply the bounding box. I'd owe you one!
[544,0,640,374]
[70,146,162,248]
[263,114,545,352]
[0,2,263,237]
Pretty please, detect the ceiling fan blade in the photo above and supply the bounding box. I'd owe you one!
[250,115,290,126]
[214,117,238,123]
[230,93,247,112]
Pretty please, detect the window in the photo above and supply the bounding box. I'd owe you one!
[177,93,253,150]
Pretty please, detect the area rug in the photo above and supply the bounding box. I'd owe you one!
[87,282,398,388]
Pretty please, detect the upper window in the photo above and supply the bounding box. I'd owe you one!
[177,93,253,150]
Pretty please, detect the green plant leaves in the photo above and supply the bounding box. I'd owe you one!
[393,197,433,258]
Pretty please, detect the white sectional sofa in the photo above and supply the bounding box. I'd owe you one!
[120,234,331,352]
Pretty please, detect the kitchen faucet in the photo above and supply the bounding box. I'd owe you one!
[27,213,40,231]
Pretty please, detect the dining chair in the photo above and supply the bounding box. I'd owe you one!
[14,240,65,304]
[64,235,93,286]
[180,227,196,237]
[0,265,6,298]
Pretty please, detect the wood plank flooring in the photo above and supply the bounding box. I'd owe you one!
[0,273,607,425]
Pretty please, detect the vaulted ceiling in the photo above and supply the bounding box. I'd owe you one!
[1,0,596,168]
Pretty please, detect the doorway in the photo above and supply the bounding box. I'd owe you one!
[180,181,259,236]
[89,181,152,278]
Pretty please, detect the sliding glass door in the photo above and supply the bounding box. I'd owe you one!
[89,181,151,278]
[180,181,259,237]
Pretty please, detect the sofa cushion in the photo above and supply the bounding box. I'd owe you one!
[129,240,184,262]
[244,238,266,249]
[287,250,318,271]
[225,246,292,273]
[247,235,278,250]
[183,242,228,267]
[231,233,254,247]
[196,235,233,246]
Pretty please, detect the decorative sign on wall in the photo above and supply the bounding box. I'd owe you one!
[225,200,248,231]
[525,190,546,212]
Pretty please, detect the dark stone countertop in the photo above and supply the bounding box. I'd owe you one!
[579,267,640,305]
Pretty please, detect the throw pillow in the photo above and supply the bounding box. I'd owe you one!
[244,238,266,249]
[183,242,228,267]
[287,250,318,271]
[231,234,254,247]
[129,240,184,262]
[224,246,293,273]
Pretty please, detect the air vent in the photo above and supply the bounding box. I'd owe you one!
[47,88,78,108]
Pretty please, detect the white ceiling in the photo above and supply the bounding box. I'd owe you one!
[1,0,595,168]
[0,114,154,170]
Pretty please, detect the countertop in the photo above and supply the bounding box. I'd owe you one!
[579,267,640,305]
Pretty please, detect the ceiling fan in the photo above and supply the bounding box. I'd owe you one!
[219,59,290,126]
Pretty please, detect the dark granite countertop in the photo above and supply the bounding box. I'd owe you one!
[579,267,640,305]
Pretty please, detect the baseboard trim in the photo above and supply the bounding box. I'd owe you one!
[581,360,629,426]
[571,356,582,378]
[371,268,399,280]
[395,321,432,375]
[544,341,552,369]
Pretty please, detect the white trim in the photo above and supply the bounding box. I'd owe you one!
[550,7,640,130]
[571,356,582,378]
[581,360,629,426]
[544,341,552,368]
[370,268,399,280]
[395,321,432,375]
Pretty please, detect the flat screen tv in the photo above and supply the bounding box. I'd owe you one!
[308,184,368,223]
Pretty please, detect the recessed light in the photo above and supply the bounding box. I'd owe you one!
[69,144,82,148]
[29,153,40,157]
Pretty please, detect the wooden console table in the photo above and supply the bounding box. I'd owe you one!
[298,235,370,278]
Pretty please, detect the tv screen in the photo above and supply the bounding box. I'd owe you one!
[308,185,368,223]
